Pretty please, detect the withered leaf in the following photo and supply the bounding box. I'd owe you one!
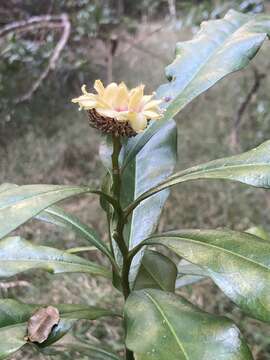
[27,306,60,343]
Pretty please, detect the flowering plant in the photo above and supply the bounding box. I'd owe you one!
[0,10,270,360]
[72,81,162,135]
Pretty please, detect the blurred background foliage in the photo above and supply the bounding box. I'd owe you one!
[0,0,270,359]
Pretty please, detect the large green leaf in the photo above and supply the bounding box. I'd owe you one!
[158,10,270,121]
[176,260,207,288]
[121,10,270,168]
[121,118,169,170]
[36,206,112,259]
[0,184,15,193]
[126,140,270,212]
[245,226,270,241]
[121,120,177,284]
[143,229,270,322]
[125,289,252,360]
[0,299,116,359]
[134,250,177,292]
[0,184,106,240]
[0,236,111,279]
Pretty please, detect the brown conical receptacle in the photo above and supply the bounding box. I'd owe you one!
[88,109,137,137]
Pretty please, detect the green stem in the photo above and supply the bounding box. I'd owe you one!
[126,348,135,360]
[110,135,134,360]
[111,135,122,200]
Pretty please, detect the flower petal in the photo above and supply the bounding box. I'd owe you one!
[128,85,144,112]
[141,95,153,104]
[143,99,163,111]
[96,108,119,119]
[81,84,89,95]
[94,80,105,96]
[143,110,162,119]
[128,112,148,132]
[103,83,118,105]
[113,82,129,110]
[115,111,130,122]
[72,94,96,110]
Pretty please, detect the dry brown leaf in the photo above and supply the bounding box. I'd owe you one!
[27,306,60,343]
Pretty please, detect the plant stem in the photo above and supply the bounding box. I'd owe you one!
[126,348,135,360]
[111,136,131,297]
[111,135,122,201]
[111,135,134,360]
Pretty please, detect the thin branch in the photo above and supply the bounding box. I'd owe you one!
[167,0,177,20]
[116,22,168,57]
[0,15,65,38]
[229,66,266,151]
[0,14,71,103]
[0,280,30,289]
[18,14,71,103]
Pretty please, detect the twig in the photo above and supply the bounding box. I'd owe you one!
[0,15,65,38]
[229,66,266,151]
[0,14,71,103]
[106,36,118,83]
[116,22,168,57]
[167,0,177,20]
[0,280,30,289]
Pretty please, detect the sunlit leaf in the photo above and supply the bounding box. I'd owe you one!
[122,10,270,167]
[245,226,270,241]
[158,10,270,121]
[134,250,177,292]
[121,120,177,285]
[144,229,270,322]
[127,140,270,212]
[37,205,112,259]
[125,289,252,360]
[0,184,100,240]
[0,236,111,279]
[176,260,207,288]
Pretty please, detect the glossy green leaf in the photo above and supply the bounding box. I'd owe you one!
[245,226,270,241]
[121,11,270,168]
[0,184,103,240]
[158,10,270,122]
[144,229,270,322]
[175,274,205,288]
[0,236,111,279]
[176,260,207,288]
[36,206,112,259]
[121,120,177,284]
[121,118,169,170]
[127,140,270,211]
[0,299,116,359]
[100,172,113,214]
[134,250,177,292]
[125,289,252,360]
[0,183,15,193]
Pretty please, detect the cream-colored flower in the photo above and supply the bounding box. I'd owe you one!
[72,80,162,134]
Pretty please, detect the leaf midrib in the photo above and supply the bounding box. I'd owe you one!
[0,187,85,211]
[173,163,270,181]
[141,262,167,291]
[44,207,109,254]
[144,291,190,360]
[154,234,270,272]
[0,258,107,275]
[165,14,251,116]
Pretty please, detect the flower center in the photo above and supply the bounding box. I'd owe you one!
[115,106,128,112]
